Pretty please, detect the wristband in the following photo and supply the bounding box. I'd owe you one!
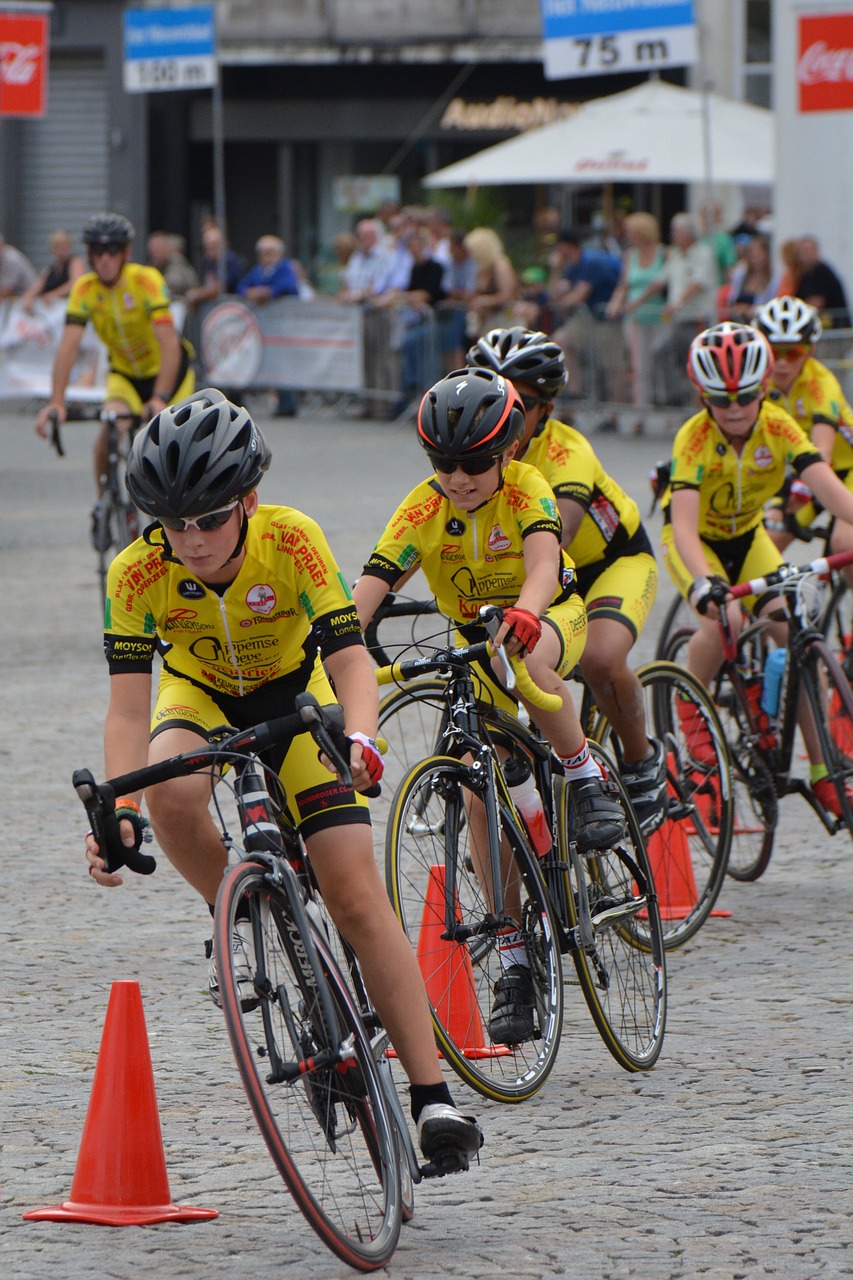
[349,731,384,785]
[114,796,152,851]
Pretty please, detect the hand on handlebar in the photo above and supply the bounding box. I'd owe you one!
[689,574,731,620]
[348,732,384,791]
[85,819,137,888]
[497,606,543,657]
[34,402,66,438]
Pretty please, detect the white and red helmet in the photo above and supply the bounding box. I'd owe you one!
[687,322,774,398]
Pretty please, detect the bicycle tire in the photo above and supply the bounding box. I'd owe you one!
[593,660,733,949]
[802,640,853,834]
[215,860,402,1271]
[555,742,667,1072]
[820,577,853,678]
[385,754,564,1103]
[664,626,777,881]
[654,592,693,660]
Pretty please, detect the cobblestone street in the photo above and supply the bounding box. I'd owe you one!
[1,403,850,1279]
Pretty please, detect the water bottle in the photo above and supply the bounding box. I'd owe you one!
[761,648,787,718]
[503,757,552,857]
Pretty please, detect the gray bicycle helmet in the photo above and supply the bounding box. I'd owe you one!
[417,367,525,459]
[754,296,822,348]
[126,388,271,518]
[466,326,568,398]
[82,212,135,247]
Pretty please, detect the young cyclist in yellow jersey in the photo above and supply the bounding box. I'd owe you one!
[353,368,627,1044]
[83,388,482,1165]
[754,296,853,590]
[465,326,665,835]
[33,212,195,499]
[662,321,853,815]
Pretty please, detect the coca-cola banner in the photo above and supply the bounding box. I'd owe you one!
[799,12,853,113]
[0,11,49,117]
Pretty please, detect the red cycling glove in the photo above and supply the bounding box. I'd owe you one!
[502,606,543,655]
[349,732,384,786]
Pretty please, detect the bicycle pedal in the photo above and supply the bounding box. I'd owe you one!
[419,1147,474,1178]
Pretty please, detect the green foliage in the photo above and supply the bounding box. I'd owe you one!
[422,187,509,234]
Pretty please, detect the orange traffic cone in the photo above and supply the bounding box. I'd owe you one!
[24,981,218,1226]
[417,865,508,1060]
[646,756,731,921]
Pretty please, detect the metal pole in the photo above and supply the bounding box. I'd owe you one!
[211,62,226,289]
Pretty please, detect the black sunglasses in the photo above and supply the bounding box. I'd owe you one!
[519,393,551,412]
[427,451,500,476]
[703,386,763,409]
[90,243,125,257]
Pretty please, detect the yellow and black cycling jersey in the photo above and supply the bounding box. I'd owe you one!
[662,399,823,542]
[104,505,363,698]
[522,417,643,566]
[362,459,576,625]
[66,263,182,380]
[766,355,853,475]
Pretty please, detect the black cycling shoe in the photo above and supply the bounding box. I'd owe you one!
[488,965,535,1044]
[569,772,627,852]
[417,1103,484,1165]
[621,738,668,836]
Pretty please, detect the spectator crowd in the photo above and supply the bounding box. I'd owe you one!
[2,200,850,429]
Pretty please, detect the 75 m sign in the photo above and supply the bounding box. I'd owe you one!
[540,0,697,80]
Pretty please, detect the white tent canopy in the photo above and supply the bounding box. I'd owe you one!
[424,80,774,189]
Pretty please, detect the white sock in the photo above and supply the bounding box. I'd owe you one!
[498,928,528,970]
[559,741,603,783]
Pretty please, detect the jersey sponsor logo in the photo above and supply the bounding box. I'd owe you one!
[752,444,774,470]
[398,543,419,571]
[246,583,277,614]
[163,607,215,632]
[451,566,514,598]
[108,638,152,654]
[538,497,558,521]
[178,578,206,600]
[154,704,204,723]
[487,524,511,551]
[441,543,465,560]
[446,517,466,536]
[239,607,297,627]
[589,494,619,540]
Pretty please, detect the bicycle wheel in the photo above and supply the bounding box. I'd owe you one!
[374,680,449,849]
[802,640,853,833]
[555,744,667,1072]
[664,626,778,882]
[386,754,564,1103]
[215,860,401,1271]
[654,591,693,660]
[594,660,733,949]
[821,577,853,678]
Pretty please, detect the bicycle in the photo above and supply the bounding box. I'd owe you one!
[663,549,853,881]
[377,608,667,1103]
[72,694,473,1272]
[48,407,142,605]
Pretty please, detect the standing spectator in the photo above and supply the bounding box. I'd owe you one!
[775,238,804,299]
[723,233,777,323]
[796,235,850,328]
[315,230,357,295]
[437,228,477,371]
[381,227,446,418]
[463,226,518,340]
[642,213,717,406]
[185,221,244,308]
[699,199,738,286]
[548,226,623,402]
[20,229,85,313]
[605,212,666,431]
[0,232,37,300]
[238,235,301,417]
[426,205,454,272]
[147,231,199,299]
[338,218,395,417]
[338,218,393,304]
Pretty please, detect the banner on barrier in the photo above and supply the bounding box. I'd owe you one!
[0,298,107,400]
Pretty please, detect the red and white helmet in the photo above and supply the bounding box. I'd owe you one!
[687,322,774,397]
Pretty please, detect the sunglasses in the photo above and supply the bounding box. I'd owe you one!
[90,243,125,258]
[427,451,499,476]
[160,500,240,533]
[519,393,550,412]
[772,345,811,361]
[703,386,763,409]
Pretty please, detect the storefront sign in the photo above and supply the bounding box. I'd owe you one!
[124,5,216,93]
[0,10,49,117]
[332,175,400,214]
[439,96,576,132]
[539,0,696,80]
[798,12,853,113]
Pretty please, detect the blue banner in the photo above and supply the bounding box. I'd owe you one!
[124,6,215,61]
[541,0,694,40]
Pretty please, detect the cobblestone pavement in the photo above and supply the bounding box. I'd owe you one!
[1,403,850,1280]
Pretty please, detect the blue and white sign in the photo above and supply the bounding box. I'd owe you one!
[124,6,217,93]
[540,0,696,80]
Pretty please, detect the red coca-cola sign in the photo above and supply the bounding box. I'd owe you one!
[0,13,49,117]
[799,12,853,113]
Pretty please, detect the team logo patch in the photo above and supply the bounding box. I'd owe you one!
[246,583,277,614]
[753,444,773,470]
[446,517,466,536]
[716,443,727,456]
[487,524,510,551]
[178,578,206,600]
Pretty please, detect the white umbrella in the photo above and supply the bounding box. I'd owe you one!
[424,80,774,188]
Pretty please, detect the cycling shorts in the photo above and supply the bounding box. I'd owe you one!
[150,654,369,840]
[575,550,657,643]
[106,340,195,414]
[458,592,588,716]
[661,522,784,615]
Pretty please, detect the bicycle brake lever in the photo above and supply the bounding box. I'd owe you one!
[478,606,516,691]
